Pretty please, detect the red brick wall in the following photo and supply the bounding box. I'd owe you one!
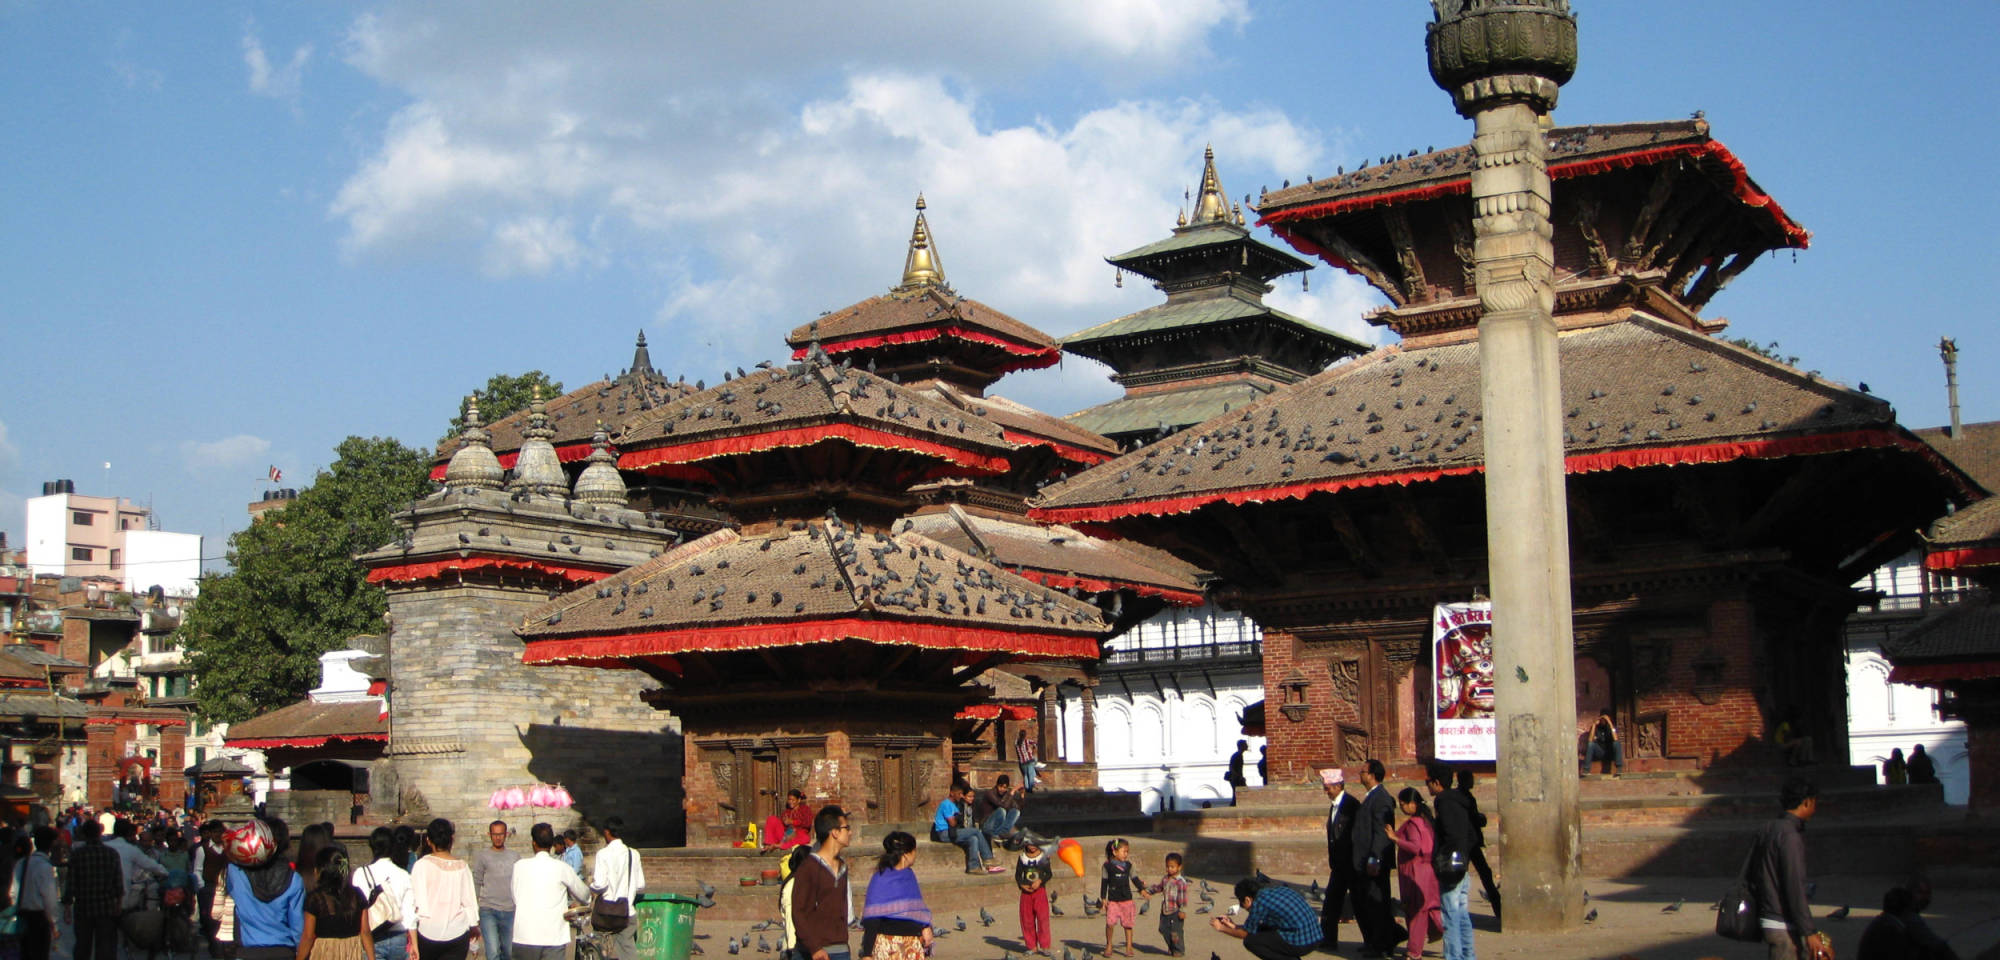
[1627,594,1771,767]
[85,723,118,809]
[1261,629,1349,782]
[157,726,186,809]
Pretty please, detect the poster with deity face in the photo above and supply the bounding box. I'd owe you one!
[1433,601,1495,761]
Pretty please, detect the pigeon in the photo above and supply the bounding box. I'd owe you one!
[1050,898,1065,917]
[1082,895,1101,908]
[1138,899,1150,916]
[757,937,771,954]
[1662,898,1683,913]
[1584,908,1598,924]
[979,907,996,927]
[691,942,703,955]
[955,916,967,932]
[1829,905,1851,920]
[1194,904,1212,915]
[1309,879,1323,902]
[1063,947,1077,960]
[695,893,716,909]
[1083,901,1101,918]
[727,940,739,955]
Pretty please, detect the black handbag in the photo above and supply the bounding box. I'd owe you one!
[1715,838,1762,943]
[592,849,634,933]
[1431,847,1468,887]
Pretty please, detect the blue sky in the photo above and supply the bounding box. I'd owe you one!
[4,1,1995,570]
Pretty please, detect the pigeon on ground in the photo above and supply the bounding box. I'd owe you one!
[691,943,703,955]
[1829,905,1851,920]
[1138,899,1150,916]
[757,936,771,954]
[1309,879,1322,902]
[1662,898,1684,913]
[727,939,740,955]
[955,916,967,932]
[1050,899,1065,917]
[1063,947,1077,960]
[980,907,996,927]
[1584,908,1599,924]
[1194,904,1212,915]
[1083,902,1101,918]
[1082,895,1101,908]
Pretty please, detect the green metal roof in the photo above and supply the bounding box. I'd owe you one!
[1064,380,1276,439]
[1105,223,1314,273]
[1063,290,1362,352]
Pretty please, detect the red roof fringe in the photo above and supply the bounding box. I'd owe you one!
[430,442,593,480]
[1016,570,1204,607]
[956,704,1038,721]
[1034,430,1932,525]
[1925,547,2000,572]
[1000,430,1114,467]
[366,556,613,586]
[620,424,1013,475]
[86,716,188,728]
[792,326,1063,370]
[1258,140,1811,268]
[225,734,389,749]
[1889,661,2000,684]
[521,617,1101,666]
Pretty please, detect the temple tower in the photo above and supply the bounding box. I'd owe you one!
[1065,149,1369,449]
[1427,0,1582,930]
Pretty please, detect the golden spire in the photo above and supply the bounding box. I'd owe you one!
[897,193,946,290]
[1189,145,1231,226]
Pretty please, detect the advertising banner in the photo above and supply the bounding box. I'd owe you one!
[1433,601,1495,761]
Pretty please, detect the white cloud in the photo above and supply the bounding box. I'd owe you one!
[108,27,164,91]
[242,26,311,110]
[181,434,271,474]
[328,2,1380,413]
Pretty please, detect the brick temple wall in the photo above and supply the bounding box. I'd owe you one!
[680,712,955,844]
[384,582,685,844]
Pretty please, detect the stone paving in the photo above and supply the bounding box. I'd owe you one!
[687,870,2000,960]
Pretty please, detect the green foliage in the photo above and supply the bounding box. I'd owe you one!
[1724,337,1800,368]
[444,371,563,441]
[176,435,432,724]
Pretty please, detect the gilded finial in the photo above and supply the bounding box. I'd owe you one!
[1189,144,1231,226]
[896,193,946,291]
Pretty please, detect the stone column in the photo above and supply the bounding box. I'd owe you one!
[1078,683,1098,767]
[1427,1,1583,933]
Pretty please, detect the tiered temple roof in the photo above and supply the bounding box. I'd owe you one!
[1065,148,1370,445]
[1036,316,1968,525]
[1256,119,1810,342]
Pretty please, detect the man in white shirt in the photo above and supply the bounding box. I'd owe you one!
[354,827,418,960]
[105,819,169,960]
[18,827,61,960]
[589,818,646,960]
[511,824,591,960]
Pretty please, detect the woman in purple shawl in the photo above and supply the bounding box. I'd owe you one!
[860,832,934,960]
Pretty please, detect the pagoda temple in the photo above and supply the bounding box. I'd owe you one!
[1036,119,1980,779]
[516,200,1202,839]
[1065,148,1370,448]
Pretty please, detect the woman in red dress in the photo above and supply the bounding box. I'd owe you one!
[1383,788,1443,959]
[763,789,814,852]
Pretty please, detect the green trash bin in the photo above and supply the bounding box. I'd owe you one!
[633,892,703,960]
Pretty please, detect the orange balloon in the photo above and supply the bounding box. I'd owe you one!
[1056,838,1085,877]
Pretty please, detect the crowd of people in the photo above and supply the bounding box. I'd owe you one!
[0,809,641,960]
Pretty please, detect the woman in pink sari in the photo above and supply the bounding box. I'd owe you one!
[1383,788,1443,959]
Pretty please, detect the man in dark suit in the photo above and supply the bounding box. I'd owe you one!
[1353,759,1405,957]
[1319,768,1360,949]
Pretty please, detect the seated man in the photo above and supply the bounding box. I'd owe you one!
[971,775,1023,848]
[1211,878,1321,960]
[930,781,1003,875]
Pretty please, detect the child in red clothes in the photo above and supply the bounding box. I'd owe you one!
[1383,788,1443,959]
[1015,840,1054,956]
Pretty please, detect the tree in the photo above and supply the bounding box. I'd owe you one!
[443,371,564,440]
[1724,337,1801,368]
[177,435,432,723]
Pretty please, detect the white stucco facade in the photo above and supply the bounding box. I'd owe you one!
[1846,552,1970,804]
[1061,603,1266,813]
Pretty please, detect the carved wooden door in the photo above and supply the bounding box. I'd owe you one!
[750,753,778,827]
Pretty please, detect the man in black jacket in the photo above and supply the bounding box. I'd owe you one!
[1426,764,1477,960]
[1753,779,1831,960]
[1319,768,1360,949]
[1352,760,1404,957]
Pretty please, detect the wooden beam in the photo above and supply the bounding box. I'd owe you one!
[1309,227,1406,306]
[1389,487,1449,570]
[1382,208,1430,302]
[1326,500,1376,571]
[1685,248,1763,308]
[1213,509,1285,582]
[1621,163,1680,266]
[1565,487,1614,561]
[949,652,1013,687]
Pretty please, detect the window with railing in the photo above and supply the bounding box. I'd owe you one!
[1103,603,1263,665]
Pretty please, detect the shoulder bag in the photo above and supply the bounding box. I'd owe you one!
[361,864,404,932]
[592,849,634,933]
[1715,834,1763,943]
